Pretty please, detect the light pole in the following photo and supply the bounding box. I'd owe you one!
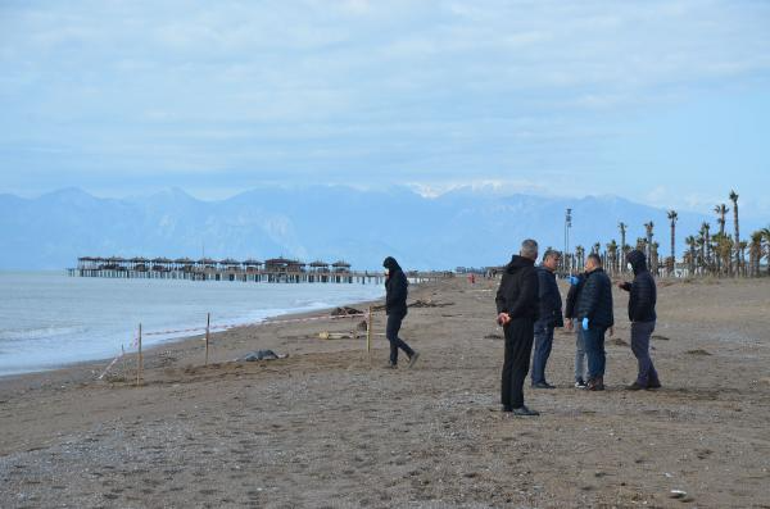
[564,208,572,275]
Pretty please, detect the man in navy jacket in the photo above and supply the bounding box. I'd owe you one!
[530,249,564,389]
[575,254,614,391]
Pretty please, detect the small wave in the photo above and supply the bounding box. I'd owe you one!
[0,325,88,343]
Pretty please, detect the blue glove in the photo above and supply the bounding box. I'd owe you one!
[581,317,589,331]
[569,275,580,286]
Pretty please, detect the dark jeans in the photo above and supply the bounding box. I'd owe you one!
[386,313,414,365]
[501,317,535,409]
[531,319,554,385]
[631,321,659,386]
[583,326,608,380]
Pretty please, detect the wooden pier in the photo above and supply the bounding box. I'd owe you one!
[67,256,449,285]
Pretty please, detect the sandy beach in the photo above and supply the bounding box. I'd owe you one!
[1,276,769,508]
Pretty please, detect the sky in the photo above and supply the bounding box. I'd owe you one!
[1,0,769,219]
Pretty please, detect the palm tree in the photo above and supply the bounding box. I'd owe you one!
[592,242,601,255]
[714,203,728,273]
[685,235,697,276]
[618,222,628,273]
[729,190,740,275]
[749,232,763,277]
[650,241,660,276]
[606,240,619,276]
[667,210,678,276]
[644,222,654,269]
[712,232,733,277]
[575,245,585,272]
[763,227,770,275]
[700,222,711,274]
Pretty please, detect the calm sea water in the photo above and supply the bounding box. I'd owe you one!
[0,272,384,377]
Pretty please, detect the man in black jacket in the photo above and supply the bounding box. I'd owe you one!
[531,249,564,389]
[383,257,420,369]
[565,271,588,388]
[618,249,661,390]
[495,239,540,416]
[575,254,614,391]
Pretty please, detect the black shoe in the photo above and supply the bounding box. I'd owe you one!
[647,380,662,390]
[502,405,513,413]
[384,362,397,369]
[574,380,587,389]
[532,381,555,389]
[511,406,540,416]
[626,382,645,391]
[407,351,420,369]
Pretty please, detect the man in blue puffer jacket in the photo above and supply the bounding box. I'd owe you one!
[618,249,661,390]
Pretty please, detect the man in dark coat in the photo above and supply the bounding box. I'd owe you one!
[618,249,661,390]
[495,239,540,416]
[383,256,419,368]
[565,270,589,388]
[531,249,564,389]
[575,253,614,391]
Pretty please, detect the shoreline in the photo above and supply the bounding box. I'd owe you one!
[2,276,769,507]
[0,287,394,393]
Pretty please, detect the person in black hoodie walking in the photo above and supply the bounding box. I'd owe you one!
[495,239,540,416]
[618,249,661,390]
[383,257,420,369]
[575,253,614,391]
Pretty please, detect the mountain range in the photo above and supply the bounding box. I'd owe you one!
[0,186,750,271]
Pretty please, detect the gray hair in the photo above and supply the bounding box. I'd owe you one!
[520,239,539,260]
[586,253,603,266]
[543,249,561,261]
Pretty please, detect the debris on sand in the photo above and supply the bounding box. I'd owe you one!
[652,335,671,341]
[356,320,368,331]
[686,349,712,356]
[408,299,455,308]
[239,349,288,362]
[318,331,360,340]
[610,337,630,346]
[331,306,364,316]
[484,333,504,340]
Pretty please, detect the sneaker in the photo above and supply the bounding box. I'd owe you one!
[587,377,605,391]
[532,381,555,389]
[407,352,420,369]
[511,406,540,416]
[384,362,397,369]
[626,382,645,391]
[502,405,513,413]
[646,380,662,390]
[574,380,587,389]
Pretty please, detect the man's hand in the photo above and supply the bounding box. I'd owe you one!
[566,320,574,331]
[497,312,511,326]
[618,282,632,292]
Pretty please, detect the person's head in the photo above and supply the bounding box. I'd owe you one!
[542,249,561,271]
[382,256,400,275]
[626,249,647,274]
[585,253,602,272]
[520,239,539,261]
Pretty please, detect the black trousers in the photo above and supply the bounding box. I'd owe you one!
[386,312,414,365]
[501,317,535,409]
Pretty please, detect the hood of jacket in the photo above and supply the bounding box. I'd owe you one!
[505,255,535,274]
[627,249,648,275]
[383,256,402,272]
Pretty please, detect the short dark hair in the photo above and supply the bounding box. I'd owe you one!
[543,249,561,261]
[587,253,602,266]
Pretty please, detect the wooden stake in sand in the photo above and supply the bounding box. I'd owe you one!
[136,323,143,387]
[366,306,373,353]
[205,312,211,366]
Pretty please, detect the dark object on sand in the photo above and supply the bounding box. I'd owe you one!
[408,299,454,308]
[610,337,629,347]
[240,350,288,362]
[686,349,712,356]
[484,333,504,340]
[331,306,364,316]
[356,320,368,331]
[651,334,671,341]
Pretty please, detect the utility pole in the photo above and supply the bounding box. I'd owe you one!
[564,208,572,275]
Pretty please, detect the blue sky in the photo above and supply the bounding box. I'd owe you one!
[1,0,769,219]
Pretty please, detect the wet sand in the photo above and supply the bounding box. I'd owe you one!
[1,276,770,508]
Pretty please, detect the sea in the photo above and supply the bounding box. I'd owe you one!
[0,272,385,377]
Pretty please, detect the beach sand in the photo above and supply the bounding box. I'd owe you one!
[1,276,769,508]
